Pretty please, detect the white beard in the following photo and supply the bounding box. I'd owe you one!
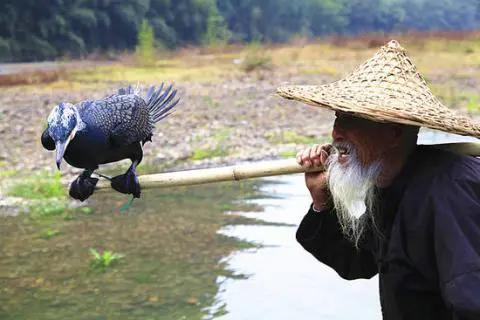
[326,143,382,246]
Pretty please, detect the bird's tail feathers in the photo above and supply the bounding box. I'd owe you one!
[146,83,180,123]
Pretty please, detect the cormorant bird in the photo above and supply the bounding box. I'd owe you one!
[41,84,179,201]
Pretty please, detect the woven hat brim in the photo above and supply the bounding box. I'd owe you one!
[277,84,480,138]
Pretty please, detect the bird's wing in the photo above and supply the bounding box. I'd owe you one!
[105,94,152,146]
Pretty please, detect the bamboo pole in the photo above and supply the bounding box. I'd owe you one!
[94,142,480,192]
[95,158,324,192]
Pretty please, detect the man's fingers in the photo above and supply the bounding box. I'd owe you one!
[297,144,333,168]
[321,144,333,154]
[296,151,303,164]
[309,146,318,159]
[320,149,329,166]
[303,148,313,167]
[301,148,311,162]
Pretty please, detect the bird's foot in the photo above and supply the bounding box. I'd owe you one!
[69,174,99,201]
[111,170,141,198]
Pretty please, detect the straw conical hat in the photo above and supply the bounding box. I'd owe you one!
[277,40,480,138]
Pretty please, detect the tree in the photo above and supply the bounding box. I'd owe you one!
[136,19,156,66]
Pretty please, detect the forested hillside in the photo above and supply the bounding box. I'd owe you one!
[1,0,479,62]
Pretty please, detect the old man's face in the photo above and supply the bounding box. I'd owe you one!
[331,112,397,166]
[327,112,400,244]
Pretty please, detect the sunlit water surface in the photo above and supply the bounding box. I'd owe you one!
[208,175,381,320]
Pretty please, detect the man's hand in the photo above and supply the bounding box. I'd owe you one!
[296,144,333,211]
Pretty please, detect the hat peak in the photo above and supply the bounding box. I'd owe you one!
[386,39,403,50]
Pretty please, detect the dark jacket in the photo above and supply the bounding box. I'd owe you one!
[296,146,480,320]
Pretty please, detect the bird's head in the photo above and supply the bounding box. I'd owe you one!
[47,102,79,169]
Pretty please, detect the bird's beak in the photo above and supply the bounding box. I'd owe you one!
[55,141,66,170]
[55,127,77,170]
[55,139,70,170]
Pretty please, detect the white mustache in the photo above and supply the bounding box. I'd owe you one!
[327,143,382,247]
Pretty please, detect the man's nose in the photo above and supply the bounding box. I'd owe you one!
[332,120,345,140]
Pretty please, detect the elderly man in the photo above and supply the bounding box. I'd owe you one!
[277,40,480,320]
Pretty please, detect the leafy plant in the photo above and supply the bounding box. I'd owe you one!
[89,248,125,271]
[136,20,156,67]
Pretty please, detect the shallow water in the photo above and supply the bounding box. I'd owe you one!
[209,175,381,320]
[0,181,264,320]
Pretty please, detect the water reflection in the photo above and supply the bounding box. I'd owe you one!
[210,175,381,320]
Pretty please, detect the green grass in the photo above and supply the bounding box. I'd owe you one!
[30,200,67,218]
[265,130,319,145]
[69,59,239,84]
[279,150,298,158]
[7,171,69,218]
[78,207,94,215]
[8,171,65,200]
[191,147,230,160]
[467,95,480,113]
[431,84,480,112]
[0,169,17,178]
[6,171,96,219]
[191,128,231,160]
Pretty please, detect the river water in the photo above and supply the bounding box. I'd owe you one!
[209,175,381,320]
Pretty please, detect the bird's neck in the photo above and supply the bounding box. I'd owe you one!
[74,106,86,131]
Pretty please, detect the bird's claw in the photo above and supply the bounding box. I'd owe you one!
[69,175,99,201]
[111,171,141,198]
